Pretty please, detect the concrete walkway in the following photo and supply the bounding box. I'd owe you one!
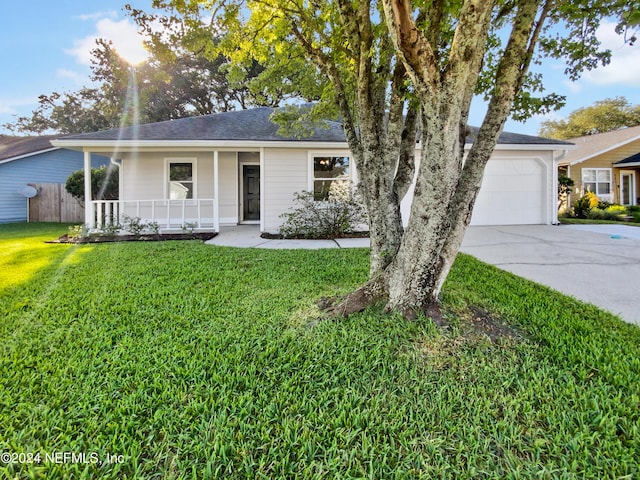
[205,225,370,249]
[206,224,640,325]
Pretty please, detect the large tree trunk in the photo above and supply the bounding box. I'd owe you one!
[321,0,547,320]
[385,110,471,315]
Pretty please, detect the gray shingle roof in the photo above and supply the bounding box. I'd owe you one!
[0,135,59,162]
[55,107,570,146]
[57,107,346,143]
[466,126,572,146]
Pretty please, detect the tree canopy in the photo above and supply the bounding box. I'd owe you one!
[539,97,640,139]
[2,20,279,135]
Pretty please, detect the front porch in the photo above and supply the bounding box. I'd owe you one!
[91,199,217,233]
[80,148,266,234]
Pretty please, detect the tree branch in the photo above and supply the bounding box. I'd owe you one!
[289,23,361,153]
[381,0,439,96]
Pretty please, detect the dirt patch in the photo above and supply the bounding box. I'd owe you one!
[47,232,217,244]
[410,306,525,371]
[463,306,523,343]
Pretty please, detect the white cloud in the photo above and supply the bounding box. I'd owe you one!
[582,21,640,86]
[562,79,582,94]
[75,10,118,22]
[65,17,149,66]
[0,101,16,115]
[56,68,87,85]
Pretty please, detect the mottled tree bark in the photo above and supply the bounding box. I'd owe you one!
[325,0,548,319]
[291,2,418,277]
[378,0,548,317]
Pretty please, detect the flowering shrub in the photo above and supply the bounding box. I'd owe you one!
[279,183,367,238]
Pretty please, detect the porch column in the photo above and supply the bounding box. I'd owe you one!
[213,150,220,233]
[84,151,94,229]
[259,147,265,232]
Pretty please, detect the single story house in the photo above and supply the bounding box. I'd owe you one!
[559,125,640,207]
[0,135,109,224]
[51,107,572,234]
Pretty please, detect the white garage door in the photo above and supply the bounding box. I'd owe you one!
[470,158,545,225]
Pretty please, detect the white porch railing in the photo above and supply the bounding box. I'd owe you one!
[91,199,217,232]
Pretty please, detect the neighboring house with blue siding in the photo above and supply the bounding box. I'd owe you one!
[0,135,109,223]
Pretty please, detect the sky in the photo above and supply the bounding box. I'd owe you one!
[1,1,639,137]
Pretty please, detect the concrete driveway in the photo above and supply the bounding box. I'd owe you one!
[460,225,640,325]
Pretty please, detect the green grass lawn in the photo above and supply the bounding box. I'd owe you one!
[558,217,640,227]
[1,223,639,479]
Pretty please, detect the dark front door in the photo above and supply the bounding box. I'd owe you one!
[243,165,261,221]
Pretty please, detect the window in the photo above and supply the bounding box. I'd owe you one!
[313,156,350,200]
[582,168,611,198]
[168,162,194,199]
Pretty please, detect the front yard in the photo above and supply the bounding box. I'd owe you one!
[1,223,639,479]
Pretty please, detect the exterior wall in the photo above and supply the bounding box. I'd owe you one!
[566,138,640,206]
[218,152,238,224]
[121,151,216,201]
[263,148,309,233]
[121,152,165,200]
[114,145,559,232]
[0,149,108,224]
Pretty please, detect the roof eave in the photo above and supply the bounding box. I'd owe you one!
[0,147,61,165]
[464,143,575,151]
[614,161,640,168]
[52,139,352,151]
[565,134,640,166]
[52,139,572,153]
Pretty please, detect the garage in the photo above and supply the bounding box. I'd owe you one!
[470,157,546,226]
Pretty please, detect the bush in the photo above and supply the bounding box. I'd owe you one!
[586,208,606,220]
[121,215,147,237]
[604,204,628,220]
[585,204,628,221]
[65,165,119,202]
[572,191,599,218]
[279,184,367,239]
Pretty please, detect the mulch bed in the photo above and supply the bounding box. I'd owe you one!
[47,232,217,244]
[261,231,370,240]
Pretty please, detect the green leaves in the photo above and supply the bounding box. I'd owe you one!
[539,97,640,139]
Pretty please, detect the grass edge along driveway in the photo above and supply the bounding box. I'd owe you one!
[1,222,639,479]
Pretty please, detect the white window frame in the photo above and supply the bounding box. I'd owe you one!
[307,151,353,201]
[582,168,612,199]
[165,157,197,200]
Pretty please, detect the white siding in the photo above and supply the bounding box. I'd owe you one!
[122,153,165,200]
[218,152,238,224]
[198,154,215,198]
[263,148,308,233]
[122,152,216,201]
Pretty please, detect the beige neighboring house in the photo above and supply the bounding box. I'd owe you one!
[559,125,640,209]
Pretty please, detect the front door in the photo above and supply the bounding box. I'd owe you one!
[243,165,261,221]
[621,171,636,206]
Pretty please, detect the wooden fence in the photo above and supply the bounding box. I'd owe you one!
[28,183,84,223]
